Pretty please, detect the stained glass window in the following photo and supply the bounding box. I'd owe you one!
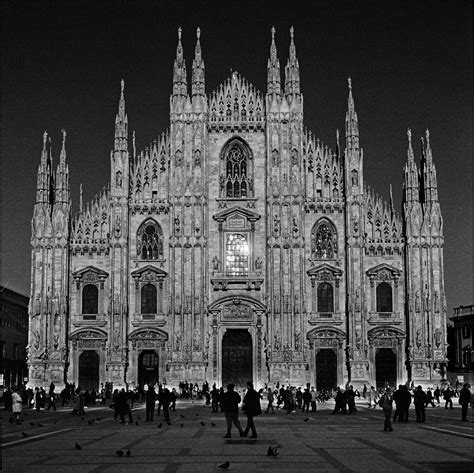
[225,233,249,275]
[376,282,392,312]
[317,283,334,313]
[137,220,163,260]
[82,284,98,314]
[141,284,157,314]
[225,145,248,198]
[312,223,336,259]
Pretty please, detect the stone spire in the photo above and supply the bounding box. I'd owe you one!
[420,129,438,203]
[114,79,128,151]
[267,26,281,96]
[403,128,419,203]
[192,27,205,97]
[36,131,54,205]
[173,27,188,98]
[54,129,70,204]
[284,26,300,96]
[345,77,359,150]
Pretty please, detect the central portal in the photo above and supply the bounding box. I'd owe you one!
[222,329,252,388]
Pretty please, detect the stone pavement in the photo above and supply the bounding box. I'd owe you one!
[1,398,473,472]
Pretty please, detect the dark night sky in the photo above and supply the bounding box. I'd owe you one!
[1,0,472,316]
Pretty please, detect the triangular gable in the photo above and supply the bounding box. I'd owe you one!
[213,206,261,223]
[307,262,343,278]
[131,265,168,278]
[366,263,402,277]
[72,265,109,279]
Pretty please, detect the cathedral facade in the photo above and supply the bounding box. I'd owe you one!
[27,27,448,392]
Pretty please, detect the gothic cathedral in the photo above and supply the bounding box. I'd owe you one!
[27,27,447,392]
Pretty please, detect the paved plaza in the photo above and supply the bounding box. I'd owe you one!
[1,398,473,472]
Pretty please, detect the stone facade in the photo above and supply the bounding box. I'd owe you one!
[27,27,447,391]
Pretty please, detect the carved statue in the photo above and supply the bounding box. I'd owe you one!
[434,328,442,348]
[174,215,181,234]
[415,329,422,348]
[255,256,263,271]
[434,291,440,313]
[355,330,362,349]
[273,215,280,235]
[294,331,301,351]
[273,334,281,351]
[415,291,421,312]
[212,256,220,271]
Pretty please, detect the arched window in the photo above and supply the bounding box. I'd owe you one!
[317,283,334,313]
[225,233,249,275]
[311,221,337,259]
[82,284,98,314]
[137,220,163,260]
[376,282,392,312]
[225,143,248,198]
[141,284,157,314]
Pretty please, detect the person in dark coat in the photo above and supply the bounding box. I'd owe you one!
[158,387,172,425]
[379,388,394,432]
[443,386,454,409]
[392,385,403,422]
[399,385,412,422]
[221,383,244,438]
[346,385,357,414]
[458,383,472,422]
[413,385,427,422]
[242,381,261,438]
[145,385,156,422]
[332,387,346,414]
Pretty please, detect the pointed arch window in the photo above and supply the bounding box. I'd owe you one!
[82,284,98,314]
[311,221,337,259]
[141,284,157,314]
[225,143,249,198]
[317,283,334,313]
[376,282,392,312]
[137,220,164,260]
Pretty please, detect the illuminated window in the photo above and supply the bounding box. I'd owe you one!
[82,284,98,314]
[317,283,334,313]
[137,220,163,260]
[311,222,337,259]
[225,233,249,275]
[225,144,248,198]
[141,284,157,314]
[376,282,392,312]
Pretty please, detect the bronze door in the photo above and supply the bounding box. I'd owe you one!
[78,350,100,391]
[222,329,252,389]
[375,348,397,389]
[138,350,159,387]
[316,349,337,392]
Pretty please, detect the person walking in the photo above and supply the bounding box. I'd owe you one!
[242,381,261,438]
[11,387,23,424]
[458,383,472,422]
[425,388,436,408]
[265,388,276,414]
[158,387,172,425]
[47,382,57,411]
[414,385,427,422]
[367,386,377,408]
[221,383,244,438]
[379,388,393,432]
[145,385,156,422]
[443,386,454,409]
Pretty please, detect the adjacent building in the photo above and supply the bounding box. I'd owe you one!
[27,27,448,392]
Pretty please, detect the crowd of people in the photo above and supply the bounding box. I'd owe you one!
[3,378,472,432]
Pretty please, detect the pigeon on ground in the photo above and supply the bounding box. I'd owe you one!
[21,432,29,437]
[135,421,139,426]
[180,423,184,427]
[9,418,13,424]
[180,414,185,418]
[81,417,84,421]
[267,445,280,457]
[217,461,230,469]
[88,419,94,425]
[157,423,163,428]
[29,422,36,426]
[116,450,124,456]
[126,449,131,457]
[200,421,205,426]
[96,416,101,421]
[54,420,58,424]
[211,422,216,427]
[75,442,82,450]
[37,423,44,427]
[196,413,199,416]
[303,417,310,422]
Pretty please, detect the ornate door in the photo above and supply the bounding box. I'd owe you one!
[138,350,159,387]
[375,348,397,389]
[316,349,337,392]
[78,351,100,391]
[222,329,252,389]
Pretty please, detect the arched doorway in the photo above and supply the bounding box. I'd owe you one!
[222,329,252,388]
[316,349,337,392]
[375,348,397,389]
[138,350,159,387]
[78,351,100,391]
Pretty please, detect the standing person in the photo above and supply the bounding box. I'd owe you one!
[413,385,427,422]
[11,387,23,424]
[242,381,262,438]
[433,386,441,404]
[34,387,42,412]
[400,385,412,422]
[145,385,156,422]
[379,388,394,432]
[47,382,57,411]
[362,384,367,399]
[310,387,317,412]
[211,384,220,413]
[444,386,454,409]
[392,385,403,422]
[368,386,377,408]
[346,385,357,414]
[158,387,172,425]
[458,383,472,422]
[426,388,436,408]
[265,388,276,414]
[302,388,312,413]
[221,383,244,438]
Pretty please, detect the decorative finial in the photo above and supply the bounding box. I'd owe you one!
[290,26,294,39]
[271,26,275,38]
[407,128,412,143]
[61,128,66,145]
[43,131,48,147]
[121,79,124,93]
[425,128,430,145]
[196,27,200,39]
[336,129,340,141]
[178,27,182,40]
[348,77,352,90]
